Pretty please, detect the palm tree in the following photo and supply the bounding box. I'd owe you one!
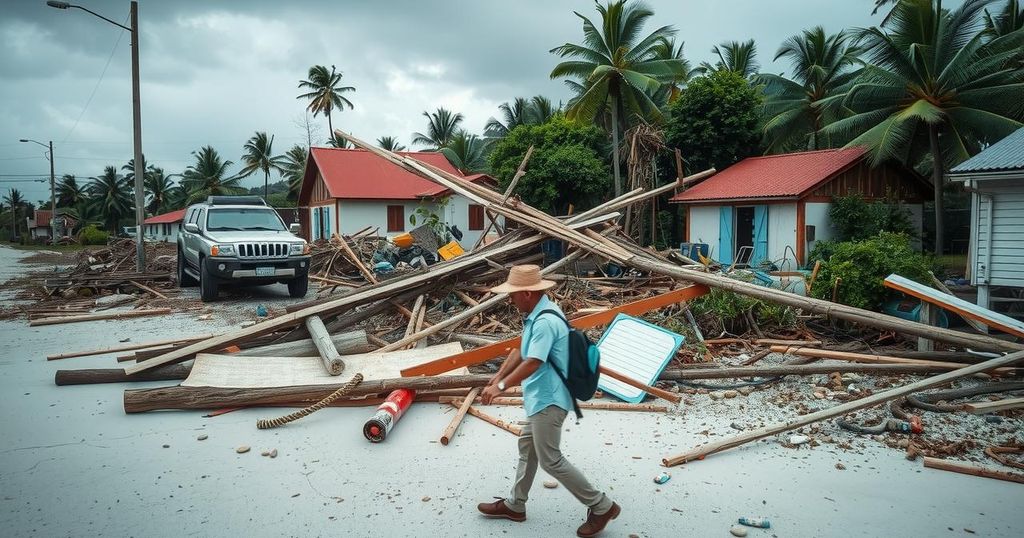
[701,39,761,78]
[180,146,244,204]
[758,27,862,153]
[145,167,177,214]
[376,136,406,152]
[56,174,86,208]
[441,130,488,174]
[121,156,153,186]
[823,0,1024,253]
[985,0,1023,36]
[412,108,464,149]
[296,64,355,136]
[650,37,697,103]
[4,189,26,238]
[549,0,686,196]
[485,97,533,138]
[529,95,558,123]
[281,145,308,200]
[238,131,286,200]
[326,133,351,148]
[88,166,133,233]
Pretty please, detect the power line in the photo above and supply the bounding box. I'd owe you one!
[60,12,129,145]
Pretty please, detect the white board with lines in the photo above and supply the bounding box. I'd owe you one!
[596,314,685,404]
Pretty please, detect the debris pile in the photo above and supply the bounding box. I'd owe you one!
[38,132,1024,484]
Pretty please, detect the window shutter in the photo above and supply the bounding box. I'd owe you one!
[387,205,405,232]
[468,204,484,231]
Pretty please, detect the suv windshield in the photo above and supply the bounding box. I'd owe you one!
[206,208,286,232]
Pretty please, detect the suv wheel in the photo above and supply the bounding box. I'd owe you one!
[177,248,198,287]
[199,259,219,302]
[288,276,309,298]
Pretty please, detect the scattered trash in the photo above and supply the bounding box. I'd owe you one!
[363,389,415,442]
[255,304,268,317]
[654,471,671,484]
[422,496,431,502]
[738,516,771,528]
[788,435,809,445]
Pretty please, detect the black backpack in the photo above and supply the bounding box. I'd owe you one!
[536,309,601,420]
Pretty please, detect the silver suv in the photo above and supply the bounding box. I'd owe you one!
[177,196,311,302]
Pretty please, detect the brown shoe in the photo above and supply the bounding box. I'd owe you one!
[576,502,620,537]
[477,498,526,522]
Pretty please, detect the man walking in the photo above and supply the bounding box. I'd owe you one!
[476,265,620,537]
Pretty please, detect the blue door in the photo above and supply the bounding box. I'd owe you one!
[312,207,321,240]
[718,206,734,264]
[752,205,768,265]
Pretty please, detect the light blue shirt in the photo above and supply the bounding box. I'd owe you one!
[520,295,573,417]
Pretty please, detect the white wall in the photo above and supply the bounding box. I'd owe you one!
[971,178,1024,288]
[767,203,799,270]
[442,195,496,248]
[331,194,491,250]
[145,222,180,243]
[687,206,719,259]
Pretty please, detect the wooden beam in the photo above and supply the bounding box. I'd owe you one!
[768,346,1017,374]
[964,398,1024,414]
[885,274,1024,338]
[923,457,1024,484]
[661,349,1024,466]
[30,308,172,327]
[123,374,494,413]
[439,396,669,413]
[128,280,169,300]
[440,387,480,445]
[47,334,215,361]
[599,367,681,404]
[399,284,710,377]
[451,402,522,436]
[304,315,345,375]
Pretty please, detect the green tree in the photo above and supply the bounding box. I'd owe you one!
[485,97,533,138]
[549,0,686,197]
[487,116,610,213]
[281,145,308,200]
[376,136,406,151]
[56,174,86,208]
[180,146,244,204]
[3,188,26,238]
[664,69,762,173]
[144,167,177,214]
[239,131,286,200]
[702,39,760,79]
[758,27,862,153]
[88,166,133,233]
[296,65,355,136]
[441,130,488,174]
[412,108,464,149]
[650,37,698,103]
[823,0,1024,253]
[529,96,558,123]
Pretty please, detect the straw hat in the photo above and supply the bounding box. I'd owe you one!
[490,264,555,293]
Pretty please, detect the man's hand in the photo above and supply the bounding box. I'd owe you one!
[480,383,503,405]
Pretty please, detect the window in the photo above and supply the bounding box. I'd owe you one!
[163,223,171,236]
[468,204,484,231]
[387,205,405,232]
[207,208,286,232]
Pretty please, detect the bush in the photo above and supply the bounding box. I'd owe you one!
[809,232,932,310]
[79,225,110,245]
[690,286,797,335]
[829,194,916,242]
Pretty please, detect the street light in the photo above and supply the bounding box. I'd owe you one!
[19,138,57,245]
[47,0,146,271]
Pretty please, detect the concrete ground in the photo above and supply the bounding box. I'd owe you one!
[1,245,1022,538]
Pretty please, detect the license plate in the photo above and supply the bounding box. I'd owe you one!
[255,267,275,277]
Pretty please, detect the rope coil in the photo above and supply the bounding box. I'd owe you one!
[256,373,364,430]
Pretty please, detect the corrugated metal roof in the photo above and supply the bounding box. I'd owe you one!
[950,127,1024,174]
[144,209,185,224]
[669,147,867,203]
[310,148,470,200]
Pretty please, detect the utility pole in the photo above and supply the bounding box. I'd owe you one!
[48,140,56,245]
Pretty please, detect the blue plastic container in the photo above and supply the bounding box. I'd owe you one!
[679,242,709,261]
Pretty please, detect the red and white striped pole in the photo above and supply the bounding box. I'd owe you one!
[363,389,415,442]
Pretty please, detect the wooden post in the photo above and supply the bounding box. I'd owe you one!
[304,315,345,375]
[438,396,669,413]
[599,367,681,404]
[918,303,936,352]
[47,334,215,361]
[767,346,1016,374]
[29,308,172,327]
[451,402,522,436]
[440,387,481,445]
[661,349,1024,466]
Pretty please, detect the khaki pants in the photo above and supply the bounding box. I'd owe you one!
[503,405,613,515]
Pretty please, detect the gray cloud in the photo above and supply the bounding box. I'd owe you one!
[0,0,925,203]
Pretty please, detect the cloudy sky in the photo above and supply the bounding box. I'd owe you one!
[1,0,899,204]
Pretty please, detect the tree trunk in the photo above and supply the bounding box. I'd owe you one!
[264,169,269,201]
[327,111,334,143]
[610,95,623,198]
[929,123,944,255]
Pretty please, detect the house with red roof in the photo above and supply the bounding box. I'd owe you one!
[26,209,77,241]
[670,147,930,268]
[143,208,186,242]
[296,147,498,248]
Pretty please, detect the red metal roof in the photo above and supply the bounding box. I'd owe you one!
[305,147,486,201]
[144,209,185,224]
[670,147,868,203]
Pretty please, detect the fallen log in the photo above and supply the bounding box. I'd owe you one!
[123,374,493,413]
[57,363,193,386]
[30,308,172,327]
[661,349,1024,466]
[451,402,522,436]
[304,315,345,375]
